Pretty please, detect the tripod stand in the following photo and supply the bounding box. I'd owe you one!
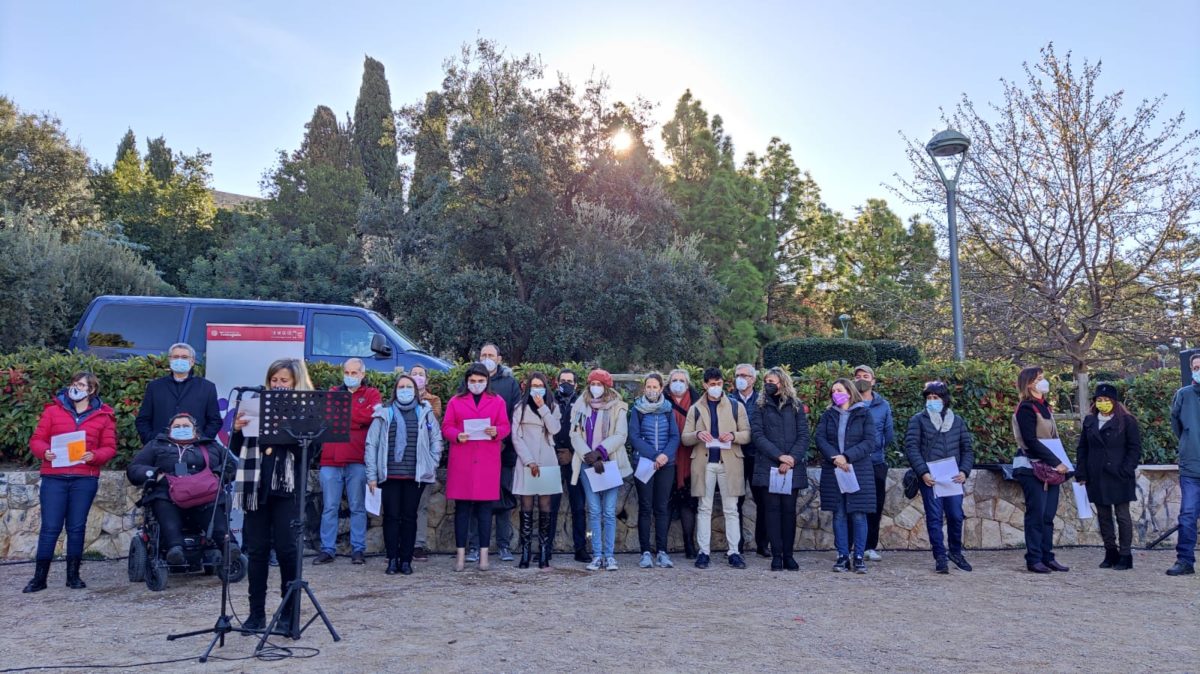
[255,389,350,652]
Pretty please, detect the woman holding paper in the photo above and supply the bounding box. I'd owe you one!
[904,381,974,574]
[1012,366,1071,574]
[25,371,117,593]
[442,363,511,571]
[1075,383,1141,571]
[750,367,810,572]
[511,371,562,569]
[815,378,876,574]
[569,368,631,571]
[629,372,680,570]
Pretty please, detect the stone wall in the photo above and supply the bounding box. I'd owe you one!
[0,467,1189,559]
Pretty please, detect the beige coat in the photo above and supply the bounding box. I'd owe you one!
[681,395,751,498]
[568,396,631,485]
[511,402,562,495]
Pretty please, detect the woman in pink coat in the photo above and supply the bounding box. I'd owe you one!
[442,363,511,571]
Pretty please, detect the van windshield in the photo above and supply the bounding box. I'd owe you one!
[369,311,419,352]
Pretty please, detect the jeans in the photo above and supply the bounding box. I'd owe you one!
[636,465,673,553]
[918,483,964,560]
[582,476,618,558]
[36,475,99,560]
[1096,502,1133,556]
[832,496,868,559]
[454,501,494,550]
[1017,472,1060,566]
[697,462,741,556]
[319,464,367,554]
[151,499,226,552]
[1176,474,1199,565]
[551,464,588,554]
[738,455,768,551]
[415,483,432,548]
[381,479,425,562]
[763,490,798,559]
[243,493,300,612]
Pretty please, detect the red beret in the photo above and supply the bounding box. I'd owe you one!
[588,368,613,389]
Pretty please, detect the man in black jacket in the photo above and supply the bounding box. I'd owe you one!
[550,368,589,562]
[135,343,222,444]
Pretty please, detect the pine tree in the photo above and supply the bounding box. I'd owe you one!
[114,129,137,165]
[352,56,398,196]
[145,136,174,183]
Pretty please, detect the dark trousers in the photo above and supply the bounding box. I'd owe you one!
[918,483,964,560]
[454,500,494,549]
[860,462,887,550]
[36,475,99,560]
[550,463,587,554]
[737,456,769,551]
[636,466,673,553]
[671,479,698,554]
[243,493,300,612]
[151,498,226,551]
[1017,473,1060,566]
[763,490,799,559]
[382,479,426,562]
[1096,502,1133,555]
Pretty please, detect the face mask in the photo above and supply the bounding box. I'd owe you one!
[343,375,362,389]
[706,385,723,399]
[169,358,191,375]
[1035,379,1051,394]
[669,381,687,395]
[832,391,850,407]
[764,383,779,397]
[169,426,195,442]
[482,358,497,373]
[1095,400,1113,415]
[926,399,944,415]
[530,387,546,398]
[854,379,872,393]
[1192,369,1200,385]
[412,374,427,390]
[396,387,416,403]
[589,384,605,399]
[644,390,662,402]
[558,382,575,397]
[67,386,89,402]
[735,377,750,391]
[467,382,486,395]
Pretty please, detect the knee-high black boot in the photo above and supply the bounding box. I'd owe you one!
[518,511,534,569]
[538,511,552,569]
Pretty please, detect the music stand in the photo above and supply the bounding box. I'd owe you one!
[255,389,350,652]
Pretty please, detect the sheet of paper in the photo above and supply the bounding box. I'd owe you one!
[634,457,656,484]
[769,466,794,494]
[50,431,86,468]
[928,457,964,498]
[583,461,623,492]
[463,418,491,441]
[238,398,260,438]
[705,439,732,450]
[1072,483,1093,519]
[365,484,382,516]
[835,466,860,494]
[523,465,563,494]
[1039,438,1074,471]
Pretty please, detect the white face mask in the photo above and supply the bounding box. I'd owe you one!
[1035,379,1050,394]
[467,381,487,395]
[589,384,605,399]
[707,385,723,399]
[669,381,687,395]
[735,377,750,392]
[482,358,497,373]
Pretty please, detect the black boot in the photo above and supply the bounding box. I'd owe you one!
[385,558,400,575]
[1099,547,1119,569]
[65,557,86,589]
[241,606,266,634]
[275,596,296,638]
[518,511,534,569]
[23,559,51,593]
[538,511,552,569]
[1114,554,1133,571]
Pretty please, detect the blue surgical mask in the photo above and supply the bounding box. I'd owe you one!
[926,399,944,415]
[169,358,191,375]
[344,375,362,389]
[1193,369,1200,385]
[530,387,546,398]
[169,426,195,441]
[396,388,415,403]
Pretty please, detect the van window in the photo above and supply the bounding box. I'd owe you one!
[187,307,302,353]
[312,313,377,357]
[87,304,184,350]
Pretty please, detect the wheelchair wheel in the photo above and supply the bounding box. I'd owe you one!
[145,559,169,592]
[128,535,147,582]
[218,552,248,584]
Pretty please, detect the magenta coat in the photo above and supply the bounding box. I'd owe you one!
[441,392,511,502]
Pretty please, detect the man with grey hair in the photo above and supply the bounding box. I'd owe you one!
[733,363,769,557]
[135,342,221,443]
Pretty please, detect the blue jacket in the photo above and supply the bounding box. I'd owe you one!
[629,399,680,465]
[1170,383,1200,479]
[734,389,759,457]
[862,393,895,465]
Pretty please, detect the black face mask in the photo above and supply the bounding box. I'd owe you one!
[765,383,779,398]
[558,383,575,397]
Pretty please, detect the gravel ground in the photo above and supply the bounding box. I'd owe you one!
[1,548,1196,673]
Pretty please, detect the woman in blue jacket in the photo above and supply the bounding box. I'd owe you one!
[629,373,680,569]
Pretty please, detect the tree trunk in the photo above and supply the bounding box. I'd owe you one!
[1073,364,1090,419]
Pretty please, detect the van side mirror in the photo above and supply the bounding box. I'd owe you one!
[370,333,393,358]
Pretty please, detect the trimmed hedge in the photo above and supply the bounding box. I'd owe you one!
[764,338,876,371]
[0,350,1183,469]
[868,339,921,366]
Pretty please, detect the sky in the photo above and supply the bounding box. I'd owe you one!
[2,0,1198,224]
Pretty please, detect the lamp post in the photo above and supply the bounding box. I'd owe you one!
[838,313,851,339]
[926,129,971,361]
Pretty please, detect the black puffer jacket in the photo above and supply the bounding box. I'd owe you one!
[127,434,231,505]
[750,398,810,488]
[904,411,975,479]
[814,405,876,513]
[1076,413,1141,505]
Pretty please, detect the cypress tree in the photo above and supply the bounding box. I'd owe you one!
[352,55,398,196]
[115,128,137,165]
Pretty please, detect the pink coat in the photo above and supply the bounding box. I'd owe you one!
[441,392,511,502]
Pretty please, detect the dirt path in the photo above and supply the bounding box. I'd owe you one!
[1,548,1195,673]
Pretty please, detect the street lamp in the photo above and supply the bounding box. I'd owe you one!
[926,129,971,361]
[838,313,851,339]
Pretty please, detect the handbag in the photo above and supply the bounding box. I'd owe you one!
[1031,459,1067,487]
[902,469,920,499]
[166,445,220,508]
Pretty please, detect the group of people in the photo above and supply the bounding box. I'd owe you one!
[20,343,1200,623]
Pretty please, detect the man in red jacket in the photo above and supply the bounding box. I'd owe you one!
[314,358,381,565]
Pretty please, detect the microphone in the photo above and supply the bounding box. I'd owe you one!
[233,385,266,393]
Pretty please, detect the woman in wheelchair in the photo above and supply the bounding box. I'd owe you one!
[127,413,231,566]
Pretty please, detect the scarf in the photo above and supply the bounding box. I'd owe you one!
[233,436,296,511]
[585,395,620,457]
[927,408,956,433]
[392,397,419,459]
[634,395,671,415]
[836,402,866,453]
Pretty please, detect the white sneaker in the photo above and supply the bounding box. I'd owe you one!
[656,551,674,568]
[864,549,882,562]
[639,552,653,568]
[586,557,603,571]
[605,557,619,571]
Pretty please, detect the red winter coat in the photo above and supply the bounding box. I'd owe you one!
[29,394,118,478]
[441,393,511,502]
[319,385,382,467]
